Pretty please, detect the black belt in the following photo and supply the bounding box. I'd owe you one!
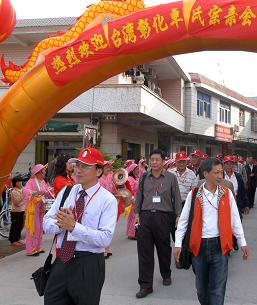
[141,209,171,213]
[202,237,220,242]
[74,251,102,258]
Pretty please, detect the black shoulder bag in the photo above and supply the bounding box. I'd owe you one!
[31,186,73,296]
[138,172,148,213]
[179,187,198,270]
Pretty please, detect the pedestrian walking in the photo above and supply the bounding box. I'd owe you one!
[8,175,25,247]
[170,151,198,207]
[188,150,204,179]
[53,154,75,197]
[175,157,249,305]
[23,164,52,256]
[43,147,118,305]
[134,149,182,298]
[126,163,139,239]
[223,155,250,216]
[244,156,257,208]
[99,161,116,195]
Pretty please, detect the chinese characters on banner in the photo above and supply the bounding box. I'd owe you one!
[45,1,257,86]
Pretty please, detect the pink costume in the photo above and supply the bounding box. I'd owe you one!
[138,159,147,178]
[127,175,139,238]
[23,177,51,255]
[99,173,116,195]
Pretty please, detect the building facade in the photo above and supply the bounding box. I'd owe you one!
[0,18,188,173]
[1,18,257,175]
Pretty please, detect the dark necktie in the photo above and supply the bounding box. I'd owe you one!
[59,190,87,263]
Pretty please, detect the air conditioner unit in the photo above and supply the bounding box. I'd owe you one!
[146,68,156,79]
[234,124,239,132]
[137,64,149,73]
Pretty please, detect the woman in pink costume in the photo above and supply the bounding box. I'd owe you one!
[138,159,147,177]
[99,161,116,195]
[126,163,140,239]
[99,161,116,258]
[23,164,52,256]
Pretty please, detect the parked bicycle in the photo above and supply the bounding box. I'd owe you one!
[0,186,12,238]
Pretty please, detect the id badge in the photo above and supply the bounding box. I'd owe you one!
[152,196,161,203]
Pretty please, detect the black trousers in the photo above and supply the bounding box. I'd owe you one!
[247,186,255,208]
[44,253,105,305]
[137,211,176,289]
[8,211,25,243]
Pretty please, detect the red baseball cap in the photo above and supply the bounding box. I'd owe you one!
[216,154,223,159]
[176,151,190,161]
[191,150,202,158]
[238,156,245,163]
[223,155,236,163]
[202,154,209,160]
[69,147,104,166]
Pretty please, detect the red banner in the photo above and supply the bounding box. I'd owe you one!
[45,0,257,86]
[45,2,187,86]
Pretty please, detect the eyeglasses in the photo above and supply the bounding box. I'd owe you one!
[75,163,96,170]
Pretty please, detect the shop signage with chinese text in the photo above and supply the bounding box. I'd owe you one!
[215,124,233,143]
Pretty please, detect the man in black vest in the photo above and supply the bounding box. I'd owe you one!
[244,156,257,208]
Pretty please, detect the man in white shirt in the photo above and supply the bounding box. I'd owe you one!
[170,151,198,206]
[43,148,118,305]
[175,158,249,305]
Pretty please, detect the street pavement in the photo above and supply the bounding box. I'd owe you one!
[0,207,256,305]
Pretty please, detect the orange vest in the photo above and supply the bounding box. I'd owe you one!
[190,187,233,256]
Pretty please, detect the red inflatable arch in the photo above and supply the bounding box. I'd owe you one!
[1,0,257,191]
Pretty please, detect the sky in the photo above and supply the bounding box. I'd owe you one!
[10,0,257,97]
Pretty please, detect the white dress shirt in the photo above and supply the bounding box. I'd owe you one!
[43,183,118,253]
[224,172,238,196]
[175,183,247,248]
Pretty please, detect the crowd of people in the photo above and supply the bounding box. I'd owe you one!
[0,147,254,305]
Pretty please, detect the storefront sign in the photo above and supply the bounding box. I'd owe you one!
[215,124,233,143]
[40,120,81,132]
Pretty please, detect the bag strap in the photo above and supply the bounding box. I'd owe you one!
[185,187,198,243]
[138,172,148,214]
[48,186,73,254]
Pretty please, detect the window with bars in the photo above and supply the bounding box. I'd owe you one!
[219,101,231,124]
[251,112,257,132]
[197,92,211,118]
[239,109,245,127]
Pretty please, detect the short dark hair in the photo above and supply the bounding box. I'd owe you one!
[150,149,166,160]
[54,154,71,178]
[201,157,222,173]
[12,175,23,187]
[96,165,104,178]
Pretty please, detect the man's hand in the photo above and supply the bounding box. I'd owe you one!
[175,216,180,228]
[56,208,76,232]
[175,247,182,263]
[241,246,250,260]
[244,207,250,215]
[135,213,140,225]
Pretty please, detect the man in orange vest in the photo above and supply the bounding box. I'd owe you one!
[175,157,249,305]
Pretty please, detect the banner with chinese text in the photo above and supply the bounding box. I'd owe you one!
[45,0,257,86]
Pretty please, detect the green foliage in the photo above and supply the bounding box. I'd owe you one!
[112,159,125,172]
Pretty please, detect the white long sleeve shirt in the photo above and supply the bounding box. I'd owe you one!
[43,183,118,253]
[175,184,247,248]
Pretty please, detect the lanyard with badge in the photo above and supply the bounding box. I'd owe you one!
[151,176,163,204]
[203,191,218,210]
[74,186,101,222]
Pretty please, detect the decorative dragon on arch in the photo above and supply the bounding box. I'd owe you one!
[1,0,145,85]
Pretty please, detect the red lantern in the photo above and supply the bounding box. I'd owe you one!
[0,0,16,43]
